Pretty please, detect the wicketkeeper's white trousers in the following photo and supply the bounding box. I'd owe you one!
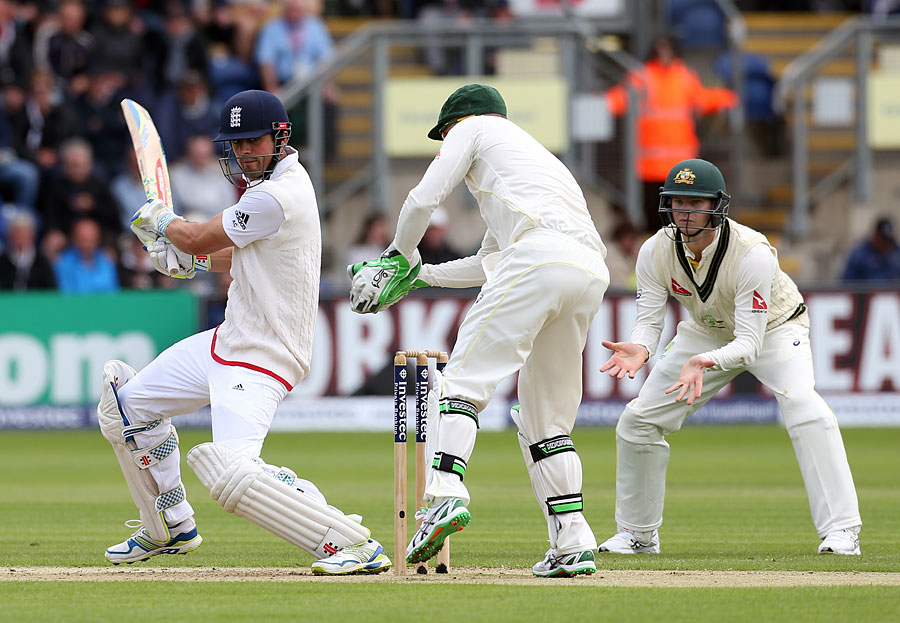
[116,329,323,525]
[614,319,861,539]
[428,229,610,554]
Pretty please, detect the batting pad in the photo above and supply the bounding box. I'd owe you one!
[187,443,370,558]
[98,359,172,543]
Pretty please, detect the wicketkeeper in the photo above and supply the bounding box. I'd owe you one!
[348,84,610,577]
[99,90,392,574]
[597,158,862,556]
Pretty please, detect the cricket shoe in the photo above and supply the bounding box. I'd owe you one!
[406,497,470,564]
[817,528,861,555]
[532,549,596,578]
[310,539,393,575]
[105,518,202,564]
[598,529,660,554]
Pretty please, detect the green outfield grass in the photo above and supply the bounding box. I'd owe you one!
[1,426,899,622]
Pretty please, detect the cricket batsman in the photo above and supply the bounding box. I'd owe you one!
[348,84,610,577]
[597,158,862,556]
[98,90,391,574]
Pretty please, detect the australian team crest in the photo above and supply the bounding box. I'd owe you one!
[673,168,696,184]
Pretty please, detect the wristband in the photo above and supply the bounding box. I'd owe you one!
[157,212,180,236]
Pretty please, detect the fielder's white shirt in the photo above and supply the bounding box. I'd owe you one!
[393,115,606,288]
[631,228,776,371]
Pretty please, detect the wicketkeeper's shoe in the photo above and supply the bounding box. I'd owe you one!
[598,529,660,554]
[406,497,470,565]
[817,528,861,555]
[310,538,393,575]
[532,548,596,578]
[105,518,202,565]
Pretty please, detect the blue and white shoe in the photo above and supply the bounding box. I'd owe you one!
[311,539,392,575]
[105,518,203,565]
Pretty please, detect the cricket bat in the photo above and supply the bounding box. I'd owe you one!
[121,98,179,275]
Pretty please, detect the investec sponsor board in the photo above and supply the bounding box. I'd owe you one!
[1,289,898,427]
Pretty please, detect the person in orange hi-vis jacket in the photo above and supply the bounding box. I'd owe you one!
[606,36,737,232]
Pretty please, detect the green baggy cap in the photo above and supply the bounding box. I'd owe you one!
[427,84,507,141]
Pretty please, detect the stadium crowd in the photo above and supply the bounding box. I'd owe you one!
[0,0,895,310]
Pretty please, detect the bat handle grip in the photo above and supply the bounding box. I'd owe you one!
[166,245,179,275]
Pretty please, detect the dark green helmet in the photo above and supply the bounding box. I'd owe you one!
[658,158,731,238]
[427,84,507,141]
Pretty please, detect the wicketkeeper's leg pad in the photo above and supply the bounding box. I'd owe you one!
[98,359,180,543]
[187,442,370,558]
[423,372,476,505]
[511,406,595,554]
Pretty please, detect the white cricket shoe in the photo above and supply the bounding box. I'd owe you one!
[817,529,861,555]
[105,518,202,564]
[598,529,660,554]
[406,497,470,564]
[311,539,392,575]
[532,548,596,578]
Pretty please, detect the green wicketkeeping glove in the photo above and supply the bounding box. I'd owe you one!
[348,247,425,313]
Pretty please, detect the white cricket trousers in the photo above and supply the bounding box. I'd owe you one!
[116,328,303,525]
[427,229,610,555]
[614,319,861,539]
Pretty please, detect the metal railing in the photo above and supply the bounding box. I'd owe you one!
[278,17,645,219]
[279,11,748,230]
[774,16,900,237]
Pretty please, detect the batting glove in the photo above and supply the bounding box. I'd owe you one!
[131,198,183,238]
[148,238,210,279]
[348,246,423,313]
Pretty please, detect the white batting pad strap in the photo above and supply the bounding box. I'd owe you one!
[156,484,186,512]
[132,430,179,469]
[187,442,370,557]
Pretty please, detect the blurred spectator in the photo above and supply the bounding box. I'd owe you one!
[75,65,130,177]
[0,209,56,290]
[256,0,339,161]
[90,0,146,88]
[5,69,81,173]
[842,216,900,282]
[155,70,220,164]
[203,1,264,101]
[34,0,94,97]
[0,0,34,89]
[145,0,208,91]
[53,216,119,293]
[110,147,147,230]
[345,212,392,269]
[171,135,237,222]
[603,221,641,291]
[38,138,121,245]
[417,206,463,265]
[118,234,164,290]
[0,84,40,212]
[606,36,737,232]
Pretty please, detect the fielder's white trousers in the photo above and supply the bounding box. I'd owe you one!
[614,319,861,539]
[117,328,311,525]
[429,229,610,554]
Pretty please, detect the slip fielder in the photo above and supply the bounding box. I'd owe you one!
[597,158,862,556]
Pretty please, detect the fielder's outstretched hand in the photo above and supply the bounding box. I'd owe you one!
[665,355,716,405]
[599,341,649,379]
